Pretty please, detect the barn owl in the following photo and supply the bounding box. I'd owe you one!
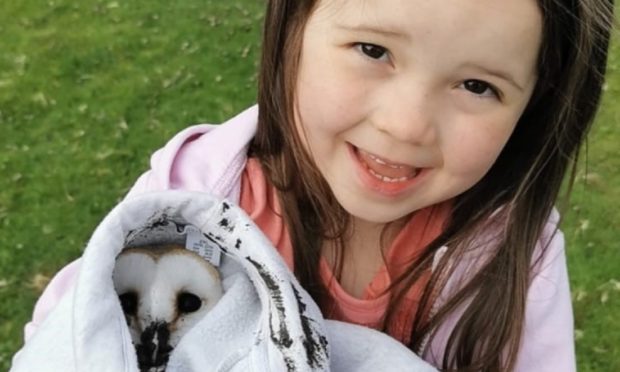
[112,244,223,372]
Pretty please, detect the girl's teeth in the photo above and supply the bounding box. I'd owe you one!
[359,149,418,182]
[367,167,417,183]
[367,153,406,169]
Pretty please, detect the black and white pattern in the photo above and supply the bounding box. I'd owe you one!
[11,191,436,372]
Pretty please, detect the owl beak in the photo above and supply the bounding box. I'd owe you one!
[135,321,174,371]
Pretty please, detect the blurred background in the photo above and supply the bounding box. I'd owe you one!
[0,1,618,370]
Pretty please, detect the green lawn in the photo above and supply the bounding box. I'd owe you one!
[0,1,618,370]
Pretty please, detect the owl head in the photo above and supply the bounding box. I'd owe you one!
[112,244,223,371]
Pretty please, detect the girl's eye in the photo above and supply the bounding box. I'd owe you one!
[462,79,499,98]
[355,43,389,61]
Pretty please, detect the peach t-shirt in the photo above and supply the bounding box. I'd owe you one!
[239,158,450,344]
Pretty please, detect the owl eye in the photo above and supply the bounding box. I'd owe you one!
[177,292,202,313]
[119,292,138,315]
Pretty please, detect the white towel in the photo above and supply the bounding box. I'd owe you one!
[11,191,436,372]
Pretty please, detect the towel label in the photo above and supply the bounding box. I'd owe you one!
[184,225,221,267]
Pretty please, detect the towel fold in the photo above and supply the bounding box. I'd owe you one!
[11,191,436,372]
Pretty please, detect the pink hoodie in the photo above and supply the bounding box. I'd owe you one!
[22,105,576,371]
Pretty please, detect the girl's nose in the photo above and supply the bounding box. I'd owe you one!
[372,82,438,145]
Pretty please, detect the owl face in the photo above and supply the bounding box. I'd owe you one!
[112,245,223,371]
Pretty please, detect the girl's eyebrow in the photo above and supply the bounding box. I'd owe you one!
[335,23,410,41]
[336,23,527,93]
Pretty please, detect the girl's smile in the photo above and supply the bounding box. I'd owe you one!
[348,143,424,197]
[356,146,419,182]
[294,0,542,225]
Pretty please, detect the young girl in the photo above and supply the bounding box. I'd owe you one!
[22,0,615,370]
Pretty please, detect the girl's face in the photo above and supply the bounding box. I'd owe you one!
[294,0,542,225]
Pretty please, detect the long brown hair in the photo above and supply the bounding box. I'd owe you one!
[250,0,615,370]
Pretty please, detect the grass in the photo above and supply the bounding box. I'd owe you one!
[565,53,620,369]
[0,1,618,370]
